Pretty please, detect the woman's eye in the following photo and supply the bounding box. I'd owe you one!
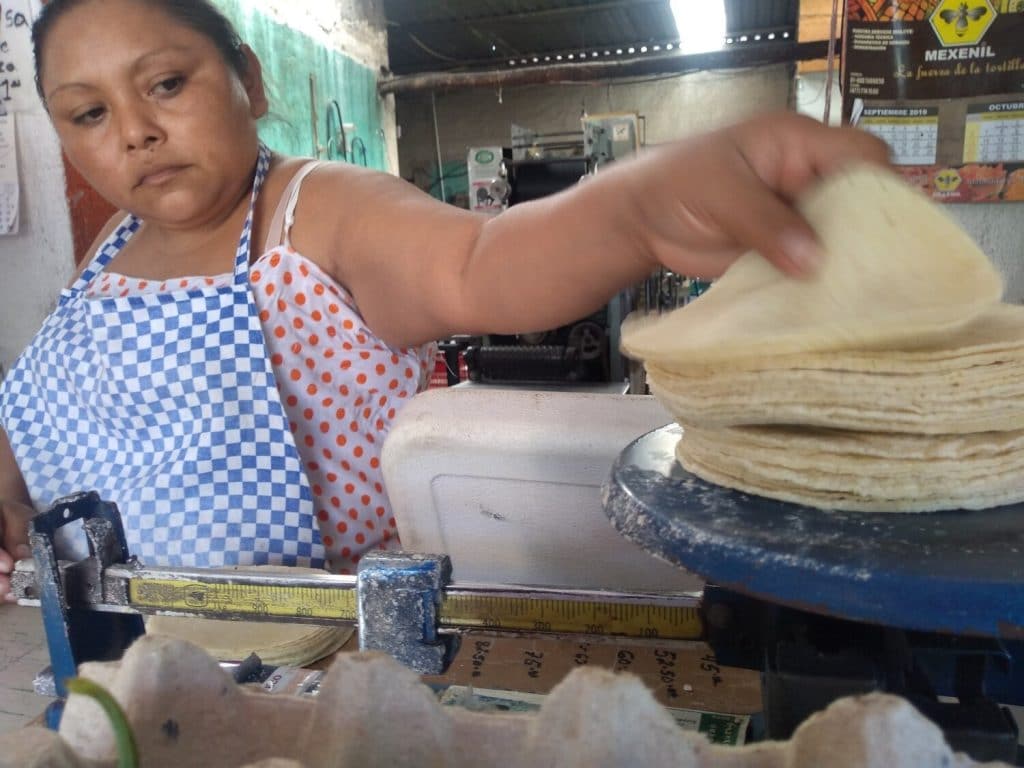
[151,76,184,96]
[72,106,106,125]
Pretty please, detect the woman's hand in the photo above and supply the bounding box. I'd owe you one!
[0,499,36,603]
[621,110,892,280]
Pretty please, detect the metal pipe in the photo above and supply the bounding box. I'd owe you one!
[431,91,446,203]
[309,73,321,158]
[380,39,838,95]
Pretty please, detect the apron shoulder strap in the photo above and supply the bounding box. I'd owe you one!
[69,213,141,294]
[233,144,272,282]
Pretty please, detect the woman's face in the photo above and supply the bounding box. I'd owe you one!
[40,0,268,228]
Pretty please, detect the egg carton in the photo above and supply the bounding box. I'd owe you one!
[0,634,1012,768]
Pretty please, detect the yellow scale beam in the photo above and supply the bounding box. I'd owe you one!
[129,578,703,641]
[441,594,702,640]
[129,578,359,621]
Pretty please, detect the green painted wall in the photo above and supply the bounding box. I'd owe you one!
[215,0,388,171]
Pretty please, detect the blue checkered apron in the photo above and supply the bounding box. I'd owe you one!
[0,145,324,568]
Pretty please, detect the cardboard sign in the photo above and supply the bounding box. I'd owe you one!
[422,631,762,717]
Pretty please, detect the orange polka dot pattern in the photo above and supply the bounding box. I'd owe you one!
[86,248,435,574]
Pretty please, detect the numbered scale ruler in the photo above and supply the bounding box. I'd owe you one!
[14,562,703,642]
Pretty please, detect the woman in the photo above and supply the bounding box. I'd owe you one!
[0,0,889,598]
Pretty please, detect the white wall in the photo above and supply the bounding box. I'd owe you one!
[950,205,1024,302]
[0,0,74,374]
[795,70,843,127]
[395,64,796,180]
[797,70,1024,302]
[0,115,73,375]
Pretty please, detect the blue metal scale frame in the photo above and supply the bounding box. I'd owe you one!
[603,424,1024,640]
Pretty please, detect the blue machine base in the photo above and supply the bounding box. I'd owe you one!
[604,424,1024,640]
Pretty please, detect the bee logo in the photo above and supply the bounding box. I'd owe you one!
[934,168,963,192]
[930,0,996,45]
[940,1,988,34]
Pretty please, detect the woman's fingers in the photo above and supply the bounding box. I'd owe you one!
[0,499,35,558]
[0,502,35,603]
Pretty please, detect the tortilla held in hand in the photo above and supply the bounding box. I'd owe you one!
[622,164,1003,367]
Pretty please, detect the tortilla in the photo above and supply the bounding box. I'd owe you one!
[621,165,1002,366]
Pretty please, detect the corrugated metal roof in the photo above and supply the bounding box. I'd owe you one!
[383,0,801,75]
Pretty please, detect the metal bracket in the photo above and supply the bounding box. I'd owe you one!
[28,492,145,728]
[357,552,459,674]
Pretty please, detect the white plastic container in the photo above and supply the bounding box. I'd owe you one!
[382,386,702,592]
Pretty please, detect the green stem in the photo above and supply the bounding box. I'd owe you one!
[65,677,139,768]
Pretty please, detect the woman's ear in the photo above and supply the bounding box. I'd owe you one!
[240,45,268,119]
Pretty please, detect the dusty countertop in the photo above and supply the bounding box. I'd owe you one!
[0,604,48,734]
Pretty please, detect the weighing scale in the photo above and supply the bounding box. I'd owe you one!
[12,421,1024,762]
[603,423,1024,764]
[10,491,703,727]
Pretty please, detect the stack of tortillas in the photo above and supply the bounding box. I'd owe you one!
[146,614,352,666]
[621,164,1024,513]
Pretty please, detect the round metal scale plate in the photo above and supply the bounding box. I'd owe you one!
[603,424,1024,639]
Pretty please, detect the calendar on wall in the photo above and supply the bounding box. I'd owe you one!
[843,1,1024,203]
[963,102,1024,162]
[856,106,940,165]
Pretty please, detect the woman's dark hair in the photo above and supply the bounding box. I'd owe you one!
[33,0,249,99]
